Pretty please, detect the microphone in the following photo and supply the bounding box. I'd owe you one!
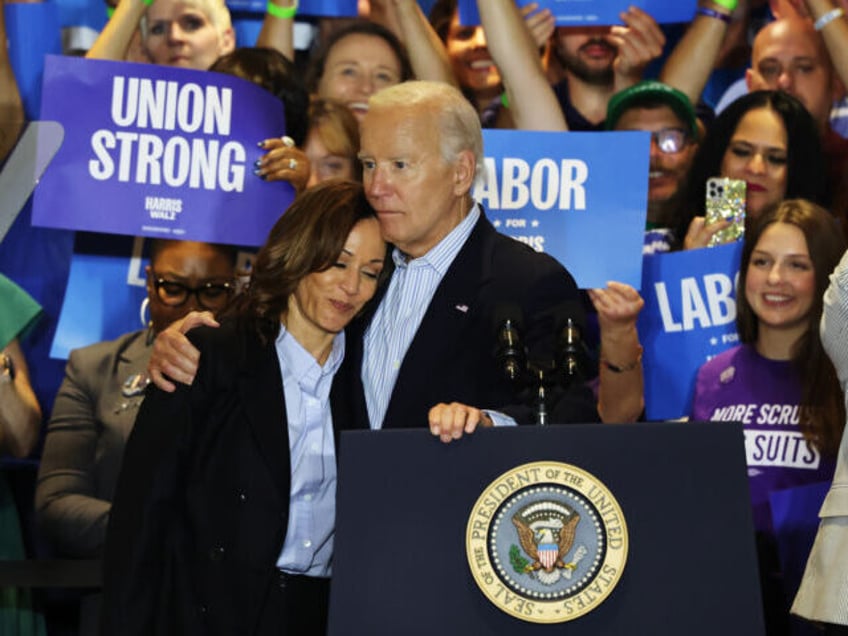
[554,301,587,379]
[492,303,526,383]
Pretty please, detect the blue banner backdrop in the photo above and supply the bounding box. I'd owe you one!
[476,129,648,289]
[638,241,743,420]
[33,56,294,247]
[458,0,697,27]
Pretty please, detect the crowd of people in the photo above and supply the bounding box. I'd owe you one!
[3,0,848,634]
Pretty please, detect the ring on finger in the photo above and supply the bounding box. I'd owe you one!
[281,135,295,148]
[288,158,297,170]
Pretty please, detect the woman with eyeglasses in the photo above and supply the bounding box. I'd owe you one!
[100,180,386,635]
[35,239,236,634]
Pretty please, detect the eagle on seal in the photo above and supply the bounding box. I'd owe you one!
[512,513,580,573]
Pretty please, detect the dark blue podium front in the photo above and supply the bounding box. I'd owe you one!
[328,421,764,635]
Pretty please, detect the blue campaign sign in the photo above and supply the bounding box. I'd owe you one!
[33,56,294,247]
[458,0,696,26]
[638,241,743,421]
[226,0,357,16]
[475,129,648,289]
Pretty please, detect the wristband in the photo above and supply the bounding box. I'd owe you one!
[106,5,115,17]
[710,0,738,11]
[600,347,643,374]
[266,0,297,19]
[697,6,731,23]
[814,7,845,31]
[143,0,155,7]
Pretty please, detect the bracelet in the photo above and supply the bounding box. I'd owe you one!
[106,5,115,17]
[814,7,845,31]
[696,7,732,23]
[600,346,643,374]
[266,0,297,19]
[710,0,738,11]
[143,0,154,7]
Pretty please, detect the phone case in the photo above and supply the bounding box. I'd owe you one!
[705,177,746,247]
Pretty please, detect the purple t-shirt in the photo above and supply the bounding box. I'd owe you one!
[691,344,836,535]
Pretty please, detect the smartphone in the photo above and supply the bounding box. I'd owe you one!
[705,177,746,247]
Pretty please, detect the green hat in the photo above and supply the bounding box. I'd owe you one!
[606,80,698,138]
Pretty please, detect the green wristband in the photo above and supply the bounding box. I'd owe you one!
[143,0,155,7]
[266,0,297,19]
[710,0,738,11]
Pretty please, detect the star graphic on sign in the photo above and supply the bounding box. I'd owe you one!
[493,219,502,228]
[710,337,718,346]
[531,219,540,228]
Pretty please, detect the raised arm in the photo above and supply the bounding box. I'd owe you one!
[588,283,645,423]
[380,0,456,85]
[86,0,147,60]
[659,0,737,105]
[255,0,296,62]
[477,0,567,130]
[804,0,848,92]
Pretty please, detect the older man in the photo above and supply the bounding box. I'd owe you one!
[343,80,598,439]
[149,81,598,437]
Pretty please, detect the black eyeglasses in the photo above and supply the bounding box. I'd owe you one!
[650,128,689,154]
[151,275,235,310]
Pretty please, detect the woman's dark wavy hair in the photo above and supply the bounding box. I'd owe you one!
[429,0,457,43]
[224,179,386,344]
[673,90,827,244]
[737,199,846,455]
[305,20,414,94]
[210,47,309,147]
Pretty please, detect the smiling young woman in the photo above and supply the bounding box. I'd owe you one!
[690,198,846,633]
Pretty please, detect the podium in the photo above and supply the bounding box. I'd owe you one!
[328,421,765,635]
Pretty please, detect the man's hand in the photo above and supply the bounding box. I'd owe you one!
[610,6,666,91]
[588,281,645,333]
[521,2,556,49]
[148,311,217,392]
[428,402,493,444]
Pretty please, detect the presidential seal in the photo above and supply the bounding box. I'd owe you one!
[466,461,627,624]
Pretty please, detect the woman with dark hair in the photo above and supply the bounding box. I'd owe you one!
[676,90,829,249]
[690,199,846,633]
[305,20,414,122]
[100,180,388,635]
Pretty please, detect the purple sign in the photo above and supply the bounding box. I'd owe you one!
[33,56,294,247]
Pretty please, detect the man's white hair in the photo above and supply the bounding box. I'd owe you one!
[369,80,485,186]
